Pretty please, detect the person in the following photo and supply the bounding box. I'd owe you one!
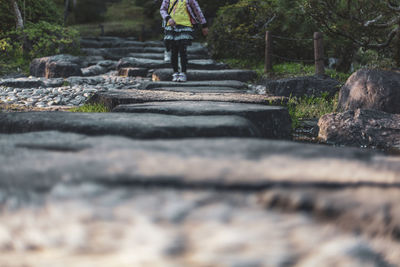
[160,0,208,82]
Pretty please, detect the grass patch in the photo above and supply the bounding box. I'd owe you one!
[70,103,109,113]
[271,63,350,83]
[222,60,351,83]
[287,92,339,128]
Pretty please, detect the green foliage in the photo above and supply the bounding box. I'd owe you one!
[0,0,61,34]
[354,48,397,70]
[70,103,110,113]
[208,0,319,69]
[73,0,108,24]
[208,0,277,60]
[23,21,80,58]
[287,92,339,128]
[0,22,80,75]
[301,0,400,69]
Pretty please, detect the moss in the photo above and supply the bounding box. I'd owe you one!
[69,103,110,113]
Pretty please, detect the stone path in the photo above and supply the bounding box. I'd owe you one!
[0,36,400,266]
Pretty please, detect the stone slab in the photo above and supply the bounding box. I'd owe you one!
[113,101,292,139]
[88,89,286,110]
[144,46,208,56]
[0,78,44,88]
[127,52,204,60]
[1,184,396,266]
[152,69,257,82]
[0,132,399,191]
[140,87,247,94]
[117,58,228,70]
[142,80,248,90]
[0,112,263,139]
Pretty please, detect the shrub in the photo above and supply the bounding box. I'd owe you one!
[208,0,277,60]
[208,0,318,63]
[0,22,80,75]
[0,0,61,34]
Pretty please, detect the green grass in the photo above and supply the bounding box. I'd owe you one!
[69,103,109,113]
[287,92,339,128]
[223,60,351,83]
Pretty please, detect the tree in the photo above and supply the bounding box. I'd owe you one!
[10,0,24,29]
[302,0,400,69]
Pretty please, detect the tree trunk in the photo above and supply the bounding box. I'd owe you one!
[64,0,70,25]
[395,24,400,68]
[11,0,24,30]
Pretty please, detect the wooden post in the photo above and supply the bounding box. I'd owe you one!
[264,31,273,73]
[314,32,325,76]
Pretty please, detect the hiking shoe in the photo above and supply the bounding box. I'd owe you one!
[177,72,187,82]
[164,50,171,62]
[172,72,180,82]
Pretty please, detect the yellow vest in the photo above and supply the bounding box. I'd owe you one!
[168,0,192,27]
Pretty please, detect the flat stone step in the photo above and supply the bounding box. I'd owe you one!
[152,69,257,82]
[143,46,208,56]
[1,132,399,192]
[141,86,247,93]
[0,78,44,88]
[142,80,248,90]
[0,112,265,139]
[113,101,292,139]
[82,47,209,60]
[127,52,205,60]
[117,58,228,70]
[88,89,286,110]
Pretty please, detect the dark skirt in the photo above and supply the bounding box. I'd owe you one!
[164,25,194,49]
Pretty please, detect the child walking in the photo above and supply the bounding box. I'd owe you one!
[160,0,208,82]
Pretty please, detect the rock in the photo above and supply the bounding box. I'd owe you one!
[88,89,286,110]
[113,101,292,140]
[0,112,265,139]
[262,75,341,97]
[118,68,148,77]
[338,69,400,114]
[0,78,44,88]
[81,65,107,77]
[152,69,257,82]
[81,55,105,67]
[97,60,117,69]
[30,55,83,78]
[318,109,400,150]
[42,78,65,88]
[142,80,248,90]
[46,61,83,78]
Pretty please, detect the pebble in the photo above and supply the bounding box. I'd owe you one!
[0,74,139,108]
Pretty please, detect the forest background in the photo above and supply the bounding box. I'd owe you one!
[1,0,400,77]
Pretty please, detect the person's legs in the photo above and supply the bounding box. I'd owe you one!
[177,43,188,82]
[171,43,179,73]
[179,44,188,73]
